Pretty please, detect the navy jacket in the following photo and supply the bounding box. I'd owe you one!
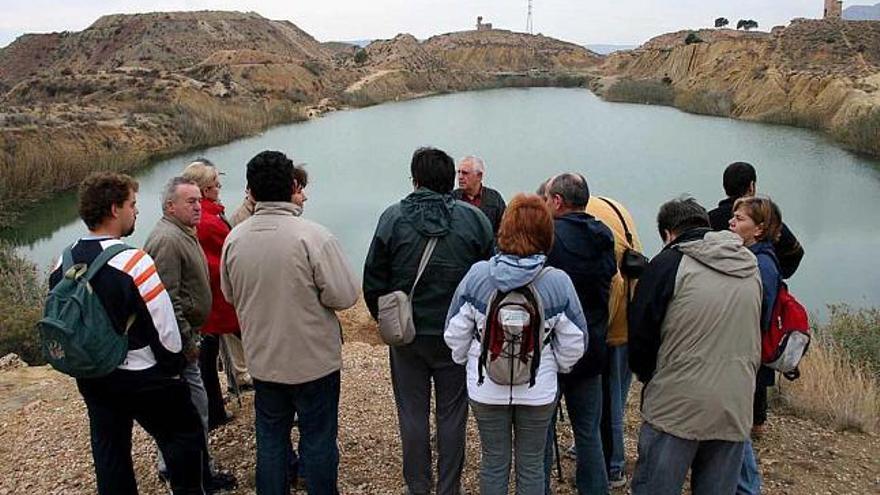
[546,211,617,380]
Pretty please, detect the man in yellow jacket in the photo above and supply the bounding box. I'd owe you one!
[586,195,644,489]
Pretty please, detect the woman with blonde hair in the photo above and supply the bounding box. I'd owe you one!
[182,158,239,429]
[445,194,587,494]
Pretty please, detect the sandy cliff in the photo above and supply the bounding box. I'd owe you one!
[0,12,600,226]
[594,20,880,156]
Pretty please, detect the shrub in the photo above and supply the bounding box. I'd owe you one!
[603,78,675,106]
[0,243,45,365]
[685,32,704,45]
[824,304,880,378]
[354,48,368,65]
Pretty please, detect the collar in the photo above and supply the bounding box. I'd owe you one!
[465,184,484,201]
[162,215,198,237]
[254,201,303,217]
[200,197,225,215]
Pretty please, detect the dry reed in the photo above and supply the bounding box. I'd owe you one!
[777,332,880,434]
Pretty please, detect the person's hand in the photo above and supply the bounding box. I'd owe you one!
[186,347,200,362]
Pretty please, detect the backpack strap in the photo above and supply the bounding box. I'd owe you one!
[408,237,439,300]
[598,197,635,248]
[61,245,76,273]
[83,244,133,283]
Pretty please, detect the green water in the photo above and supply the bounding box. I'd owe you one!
[4,88,879,314]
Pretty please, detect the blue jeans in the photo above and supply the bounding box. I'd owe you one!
[736,440,762,494]
[254,371,340,495]
[601,345,632,478]
[545,374,607,494]
[471,400,556,495]
[631,423,744,495]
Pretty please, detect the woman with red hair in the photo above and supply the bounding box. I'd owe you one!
[445,194,587,494]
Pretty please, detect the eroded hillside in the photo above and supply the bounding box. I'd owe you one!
[595,20,880,156]
[0,11,600,226]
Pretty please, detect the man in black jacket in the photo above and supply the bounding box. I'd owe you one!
[363,147,494,495]
[452,155,506,235]
[707,161,804,278]
[540,173,617,495]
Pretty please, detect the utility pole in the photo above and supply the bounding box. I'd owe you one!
[526,0,534,34]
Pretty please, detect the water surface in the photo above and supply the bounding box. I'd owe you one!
[5,88,879,315]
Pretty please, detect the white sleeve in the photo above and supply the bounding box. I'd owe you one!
[549,312,586,373]
[444,302,478,365]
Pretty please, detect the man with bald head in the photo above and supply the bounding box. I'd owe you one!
[452,156,506,234]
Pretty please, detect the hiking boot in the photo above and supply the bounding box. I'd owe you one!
[608,472,627,489]
[206,471,237,494]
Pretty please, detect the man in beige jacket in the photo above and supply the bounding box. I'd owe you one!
[221,150,358,495]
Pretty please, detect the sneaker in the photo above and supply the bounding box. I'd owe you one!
[608,472,627,489]
[206,471,237,494]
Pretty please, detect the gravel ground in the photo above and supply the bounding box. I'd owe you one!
[1,304,878,494]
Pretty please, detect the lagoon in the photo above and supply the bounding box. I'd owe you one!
[3,88,879,315]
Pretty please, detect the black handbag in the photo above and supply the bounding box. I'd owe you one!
[598,197,648,279]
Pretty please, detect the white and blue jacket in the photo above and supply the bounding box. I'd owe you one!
[444,254,588,406]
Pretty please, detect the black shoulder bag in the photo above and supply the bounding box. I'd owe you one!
[598,197,649,279]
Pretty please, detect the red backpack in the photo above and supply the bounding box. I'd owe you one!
[762,283,811,380]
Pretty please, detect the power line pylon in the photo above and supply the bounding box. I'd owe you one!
[526,0,534,34]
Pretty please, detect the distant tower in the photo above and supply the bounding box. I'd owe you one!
[526,0,534,34]
[476,16,493,31]
[824,0,843,19]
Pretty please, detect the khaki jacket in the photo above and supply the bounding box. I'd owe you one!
[221,202,359,385]
[629,229,761,442]
[586,197,643,346]
[143,216,212,354]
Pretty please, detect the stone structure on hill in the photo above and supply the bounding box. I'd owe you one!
[825,0,844,19]
[476,16,493,31]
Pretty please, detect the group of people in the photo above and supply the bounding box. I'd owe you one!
[53,145,803,495]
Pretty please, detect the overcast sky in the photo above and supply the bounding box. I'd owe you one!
[0,0,852,48]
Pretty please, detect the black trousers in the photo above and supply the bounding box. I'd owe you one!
[198,334,228,427]
[77,367,206,495]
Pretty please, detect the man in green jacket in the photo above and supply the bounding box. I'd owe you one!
[363,147,494,495]
[144,176,236,493]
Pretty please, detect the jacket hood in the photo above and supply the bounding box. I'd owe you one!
[676,229,757,279]
[488,254,547,292]
[401,188,455,237]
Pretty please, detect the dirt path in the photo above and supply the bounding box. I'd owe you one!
[1,338,878,494]
[344,69,400,93]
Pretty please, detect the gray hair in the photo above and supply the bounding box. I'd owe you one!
[459,155,485,174]
[547,173,590,208]
[161,176,198,211]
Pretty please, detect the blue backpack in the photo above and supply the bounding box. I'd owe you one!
[38,243,134,378]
